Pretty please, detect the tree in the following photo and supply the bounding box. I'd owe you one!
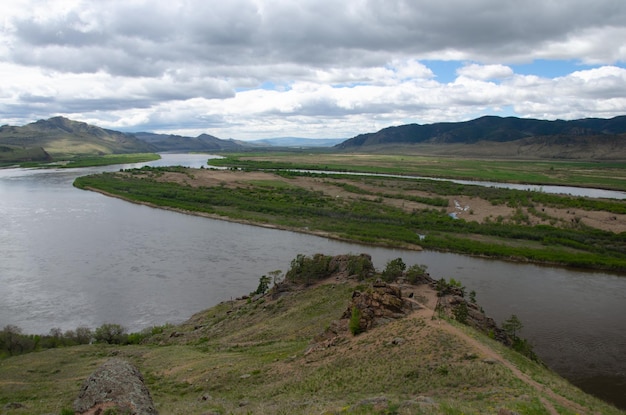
[469,290,477,303]
[74,326,93,344]
[254,274,271,295]
[94,323,128,344]
[0,325,33,356]
[381,257,406,282]
[502,314,524,339]
[269,269,283,286]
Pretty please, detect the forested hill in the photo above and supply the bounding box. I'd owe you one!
[336,115,626,159]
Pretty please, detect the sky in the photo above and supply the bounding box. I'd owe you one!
[1,0,626,140]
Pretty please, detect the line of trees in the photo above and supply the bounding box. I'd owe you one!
[0,323,169,358]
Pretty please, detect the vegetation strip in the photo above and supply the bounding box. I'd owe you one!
[74,165,626,272]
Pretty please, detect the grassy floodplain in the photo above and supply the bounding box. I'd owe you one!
[73,152,626,273]
[209,152,626,191]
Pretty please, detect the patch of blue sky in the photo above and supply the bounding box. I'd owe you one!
[489,105,517,117]
[421,59,626,84]
[420,60,463,83]
[235,81,291,93]
[510,59,625,79]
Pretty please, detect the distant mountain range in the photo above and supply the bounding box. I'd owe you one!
[0,117,343,163]
[251,137,346,147]
[337,115,626,159]
[133,132,247,152]
[2,115,626,162]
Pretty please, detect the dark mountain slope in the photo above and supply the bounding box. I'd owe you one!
[133,132,246,152]
[336,115,626,160]
[339,115,626,147]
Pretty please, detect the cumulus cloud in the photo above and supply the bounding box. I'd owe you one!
[1,0,625,138]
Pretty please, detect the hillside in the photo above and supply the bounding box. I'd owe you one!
[1,254,622,414]
[133,132,247,152]
[0,117,156,159]
[251,137,346,147]
[337,115,626,160]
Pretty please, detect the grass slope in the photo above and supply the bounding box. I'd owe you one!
[0,271,622,415]
[0,117,155,160]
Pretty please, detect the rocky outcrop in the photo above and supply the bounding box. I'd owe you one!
[342,280,421,332]
[436,294,510,345]
[271,253,375,299]
[74,358,158,415]
[328,253,375,279]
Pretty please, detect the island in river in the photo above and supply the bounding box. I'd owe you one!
[74,165,626,273]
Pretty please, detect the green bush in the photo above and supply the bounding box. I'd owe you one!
[349,307,363,335]
[285,253,333,285]
[381,258,406,282]
[405,263,428,283]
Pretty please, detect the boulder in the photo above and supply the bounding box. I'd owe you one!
[74,358,158,415]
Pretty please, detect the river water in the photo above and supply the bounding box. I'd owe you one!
[1,154,625,408]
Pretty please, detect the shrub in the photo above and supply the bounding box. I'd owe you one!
[381,258,406,282]
[452,302,469,324]
[349,307,363,336]
[405,263,428,284]
[285,253,332,285]
[346,254,374,279]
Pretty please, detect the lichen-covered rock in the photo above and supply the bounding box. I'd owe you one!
[74,358,158,415]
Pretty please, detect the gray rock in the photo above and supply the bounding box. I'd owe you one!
[4,403,25,410]
[74,358,158,415]
[390,337,406,346]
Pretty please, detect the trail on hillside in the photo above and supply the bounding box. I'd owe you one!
[408,290,593,415]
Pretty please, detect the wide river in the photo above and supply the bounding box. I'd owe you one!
[1,154,625,408]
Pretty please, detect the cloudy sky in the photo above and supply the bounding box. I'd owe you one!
[1,0,625,140]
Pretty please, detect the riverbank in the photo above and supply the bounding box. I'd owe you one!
[74,166,626,272]
[1,254,623,414]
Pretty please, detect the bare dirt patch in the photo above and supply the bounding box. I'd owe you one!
[161,168,626,234]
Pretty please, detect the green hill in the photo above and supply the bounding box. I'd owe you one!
[0,117,156,160]
[337,115,626,160]
[0,254,622,414]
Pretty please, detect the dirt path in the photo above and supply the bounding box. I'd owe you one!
[407,289,594,415]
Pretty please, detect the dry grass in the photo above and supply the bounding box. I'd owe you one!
[1,276,623,414]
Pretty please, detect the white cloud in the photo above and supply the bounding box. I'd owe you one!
[456,64,514,81]
[1,0,625,138]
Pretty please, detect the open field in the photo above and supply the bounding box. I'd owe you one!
[210,152,626,191]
